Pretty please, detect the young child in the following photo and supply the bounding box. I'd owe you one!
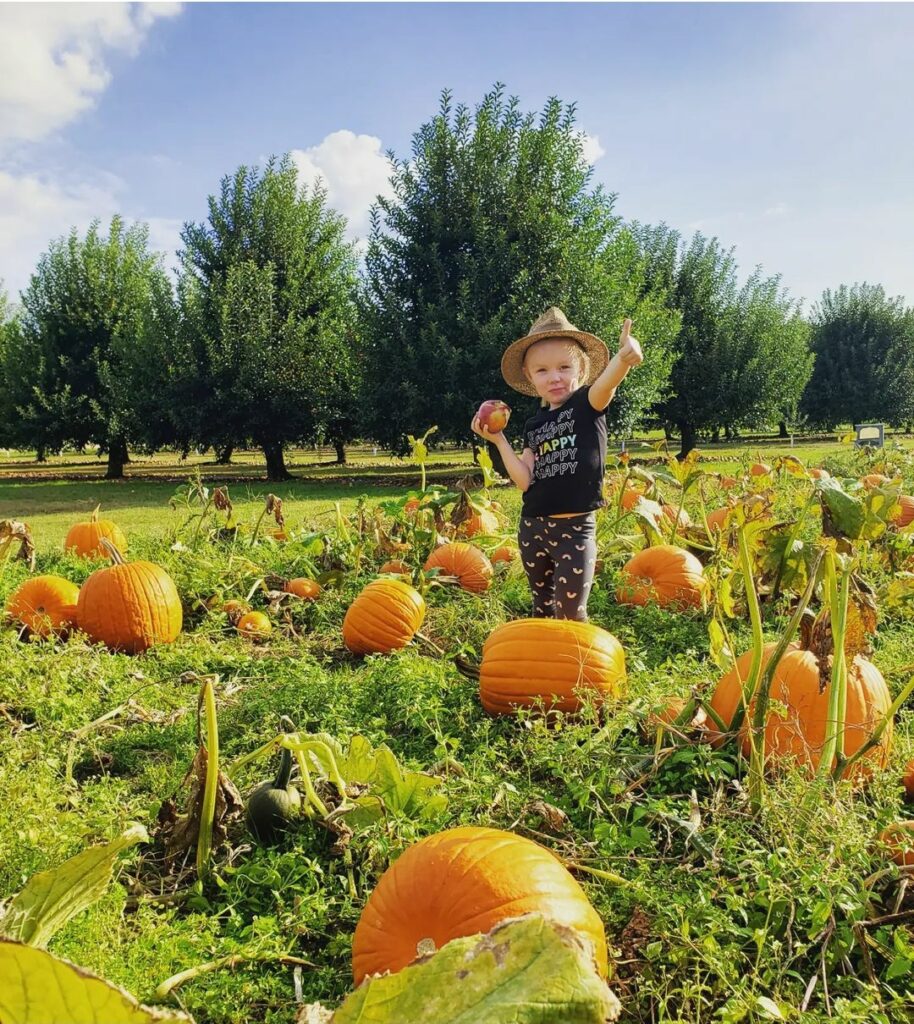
[472,306,643,621]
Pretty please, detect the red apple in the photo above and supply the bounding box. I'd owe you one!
[477,399,511,434]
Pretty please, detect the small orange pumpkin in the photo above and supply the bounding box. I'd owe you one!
[64,506,127,559]
[901,758,914,802]
[285,578,321,600]
[76,541,182,654]
[351,826,608,983]
[5,575,80,637]
[661,503,691,529]
[617,545,707,610]
[343,578,426,655]
[379,559,412,576]
[749,462,771,477]
[460,508,500,538]
[891,495,914,528]
[705,507,730,532]
[479,618,627,715]
[237,610,272,639]
[424,542,493,593]
[808,467,830,480]
[705,643,796,748]
[222,599,249,616]
[878,821,914,867]
[490,545,516,565]
[861,473,890,489]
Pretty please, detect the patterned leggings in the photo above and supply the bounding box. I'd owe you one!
[518,513,597,621]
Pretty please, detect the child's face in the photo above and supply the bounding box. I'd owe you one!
[523,338,583,408]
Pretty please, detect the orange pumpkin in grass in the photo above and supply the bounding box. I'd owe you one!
[351,826,608,983]
[891,495,914,528]
[749,462,771,477]
[459,508,500,538]
[424,542,493,593]
[64,507,127,559]
[478,618,627,715]
[808,467,830,480]
[76,542,181,654]
[343,578,426,655]
[379,559,412,575]
[237,611,272,639]
[285,578,321,600]
[861,473,891,489]
[878,821,914,867]
[705,507,730,532]
[737,650,891,783]
[6,575,80,637]
[490,545,516,565]
[617,545,707,610]
[661,503,691,529]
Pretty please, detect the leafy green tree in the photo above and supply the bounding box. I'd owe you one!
[801,284,914,429]
[631,225,812,455]
[0,219,173,476]
[361,86,679,454]
[176,157,361,479]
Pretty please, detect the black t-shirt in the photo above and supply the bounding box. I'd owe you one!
[521,384,608,517]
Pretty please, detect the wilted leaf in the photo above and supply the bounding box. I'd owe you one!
[330,914,621,1024]
[881,572,914,618]
[755,525,809,595]
[0,940,193,1024]
[0,825,148,947]
[0,519,36,571]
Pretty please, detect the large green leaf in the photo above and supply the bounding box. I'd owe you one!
[0,940,192,1024]
[0,824,147,948]
[319,914,620,1024]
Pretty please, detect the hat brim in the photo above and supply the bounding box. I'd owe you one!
[501,329,609,396]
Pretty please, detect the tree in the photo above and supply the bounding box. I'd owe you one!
[176,157,361,480]
[631,224,812,455]
[801,284,914,429]
[360,86,679,454]
[0,220,174,477]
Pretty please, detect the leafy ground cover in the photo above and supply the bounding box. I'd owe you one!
[1,441,913,1023]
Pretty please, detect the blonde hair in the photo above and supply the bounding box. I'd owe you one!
[523,338,590,407]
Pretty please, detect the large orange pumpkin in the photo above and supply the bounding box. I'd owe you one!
[737,650,892,783]
[479,618,627,715]
[64,507,127,559]
[424,542,493,593]
[460,508,500,538]
[6,575,80,638]
[76,542,182,654]
[891,495,914,528]
[617,545,707,610]
[351,826,608,983]
[342,578,426,655]
[705,643,798,748]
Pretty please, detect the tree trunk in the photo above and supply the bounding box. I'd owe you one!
[214,444,234,464]
[710,428,720,443]
[106,437,129,479]
[35,445,46,463]
[263,442,291,481]
[332,439,346,465]
[677,421,697,460]
[778,420,789,439]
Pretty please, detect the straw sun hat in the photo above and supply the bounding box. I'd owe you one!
[500,306,608,396]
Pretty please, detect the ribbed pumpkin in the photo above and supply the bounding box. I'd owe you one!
[64,507,127,559]
[342,578,426,655]
[737,650,892,782]
[76,542,182,654]
[6,575,80,637]
[423,542,493,593]
[460,508,500,538]
[891,495,914,528]
[706,507,730,532]
[879,821,914,867]
[351,826,608,983]
[490,545,516,565]
[617,545,707,610]
[705,642,798,748]
[478,618,626,715]
[285,578,321,600]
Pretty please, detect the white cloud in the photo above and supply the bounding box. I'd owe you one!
[580,132,605,165]
[290,130,394,241]
[0,3,182,147]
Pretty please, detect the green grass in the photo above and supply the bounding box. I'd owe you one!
[2,445,914,1023]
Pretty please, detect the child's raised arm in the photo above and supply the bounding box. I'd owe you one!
[589,318,644,411]
[471,414,534,492]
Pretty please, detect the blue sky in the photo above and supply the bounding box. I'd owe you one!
[1,2,911,311]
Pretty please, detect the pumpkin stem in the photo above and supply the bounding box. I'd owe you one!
[91,504,101,522]
[98,537,127,565]
[453,654,480,680]
[273,746,294,790]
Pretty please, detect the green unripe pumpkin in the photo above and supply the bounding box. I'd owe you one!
[245,745,302,844]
